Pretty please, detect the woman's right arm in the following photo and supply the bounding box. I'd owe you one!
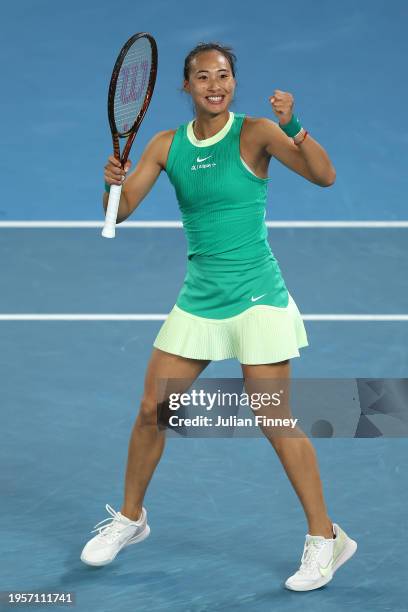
[103,129,175,223]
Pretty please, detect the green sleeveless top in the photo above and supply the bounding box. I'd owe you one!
[165,111,289,319]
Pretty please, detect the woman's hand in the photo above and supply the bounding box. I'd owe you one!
[269,90,294,125]
[104,157,132,186]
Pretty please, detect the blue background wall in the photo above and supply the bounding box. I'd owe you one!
[3,0,407,220]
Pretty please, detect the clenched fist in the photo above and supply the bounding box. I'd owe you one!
[269,90,294,126]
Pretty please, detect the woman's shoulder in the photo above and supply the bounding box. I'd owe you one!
[143,130,178,170]
[242,115,278,131]
[241,115,280,144]
[149,129,178,152]
[152,128,178,143]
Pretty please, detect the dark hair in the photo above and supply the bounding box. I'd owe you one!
[183,42,237,81]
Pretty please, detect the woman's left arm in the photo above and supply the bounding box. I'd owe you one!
[256,89,336,187]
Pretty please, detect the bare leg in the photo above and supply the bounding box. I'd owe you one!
[241,360,333,538]
[121,348,210,520]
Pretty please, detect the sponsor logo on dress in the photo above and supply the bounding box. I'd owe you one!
[191,154,216,171]
[251,294,267,302]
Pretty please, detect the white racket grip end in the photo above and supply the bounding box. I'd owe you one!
[102,184,123,238]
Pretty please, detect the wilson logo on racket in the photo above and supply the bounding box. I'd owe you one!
[120,62,149,104]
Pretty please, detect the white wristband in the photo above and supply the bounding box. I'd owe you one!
[293,128,306,144]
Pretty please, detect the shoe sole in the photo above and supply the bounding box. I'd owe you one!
[81,524,151,567]
[285,535,358,592]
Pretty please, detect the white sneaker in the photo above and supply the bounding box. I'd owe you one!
[285,523,357,591]
[80,504,150,566]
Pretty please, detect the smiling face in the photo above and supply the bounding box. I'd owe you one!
[183,50,236,115]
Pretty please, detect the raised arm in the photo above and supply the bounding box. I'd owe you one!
[103,129,176,223]
[254,117,336,187]
[248,88,336,187]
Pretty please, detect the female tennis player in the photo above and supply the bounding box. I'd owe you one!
[81,43,357,591]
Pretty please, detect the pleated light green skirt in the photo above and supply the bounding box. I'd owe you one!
[153,292,309,364]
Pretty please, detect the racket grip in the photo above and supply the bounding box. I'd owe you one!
[102,184,123,238]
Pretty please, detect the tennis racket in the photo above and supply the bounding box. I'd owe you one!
[102,32,158,238]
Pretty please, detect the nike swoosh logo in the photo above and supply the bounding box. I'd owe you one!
[197,155,212,162]
[318,560,333,577]
[251,294,266,302]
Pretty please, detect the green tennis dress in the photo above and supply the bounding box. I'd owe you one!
[153,111,308,364]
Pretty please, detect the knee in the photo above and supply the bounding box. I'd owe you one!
[137,397,159,425]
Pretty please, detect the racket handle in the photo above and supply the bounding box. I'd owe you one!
[102,184,122,238]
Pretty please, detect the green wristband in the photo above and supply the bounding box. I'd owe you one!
[279,114,302,138]
[104,182,111,194]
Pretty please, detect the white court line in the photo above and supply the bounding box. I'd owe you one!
[1,314,408,321]
[1,221,408,228]
[1,221,406,321]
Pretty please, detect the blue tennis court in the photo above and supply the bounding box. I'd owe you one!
[1,1,408,610]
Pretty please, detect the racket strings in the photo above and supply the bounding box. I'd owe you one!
[114,37,152,135]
